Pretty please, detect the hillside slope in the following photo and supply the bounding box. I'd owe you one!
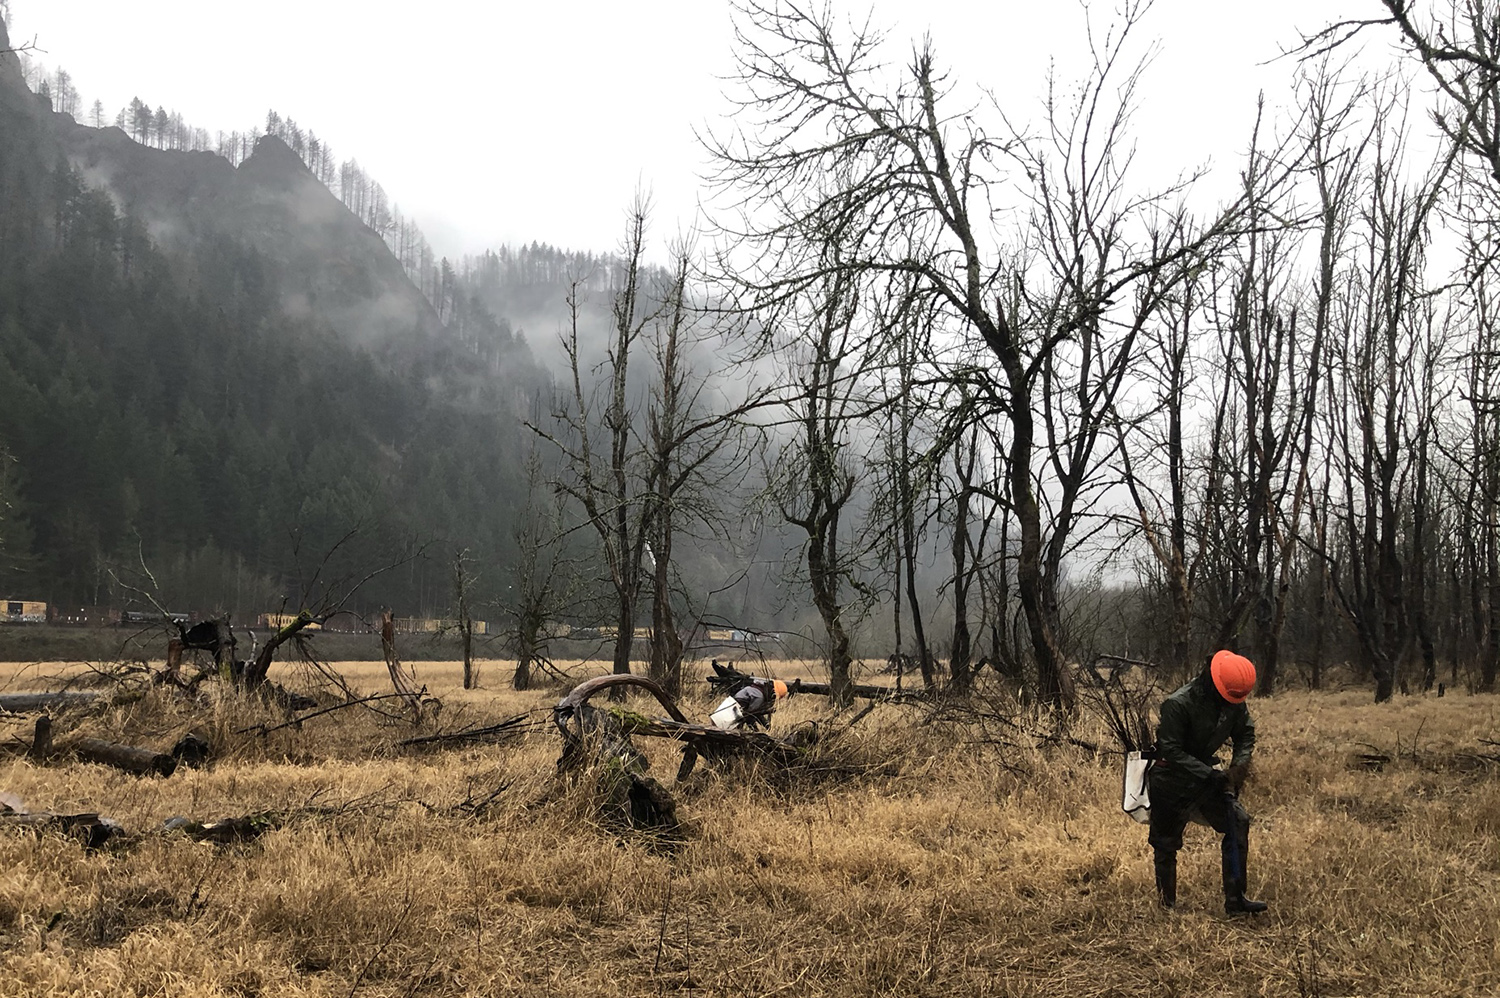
[58,122,439,347]
[0,19,546,617]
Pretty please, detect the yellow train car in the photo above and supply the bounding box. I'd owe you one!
[0,599,47,624]
[595,625,652,640]
[258,613,322,631]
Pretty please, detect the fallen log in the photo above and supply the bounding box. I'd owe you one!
[0,804,124,848]
[4,809,266,847]
[608,711,803,765]
[765,679,928,701]
[704,664,927,703]
[0,692,103,713]
[69,737,176,777]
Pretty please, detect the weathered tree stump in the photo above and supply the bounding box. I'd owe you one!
[170,732,212,768]
[560,706,681,833]
[27,716,52,761]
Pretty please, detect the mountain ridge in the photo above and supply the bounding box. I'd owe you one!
[0,18,547,617]
[57,120,442,347]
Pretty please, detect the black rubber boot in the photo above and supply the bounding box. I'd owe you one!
[1224,891,1268,915]
[1223,871,1267,914]
[1154,853,1177,909]
[1222,820,1266,914]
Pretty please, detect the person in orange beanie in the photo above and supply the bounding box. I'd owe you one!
[1147,650,1266,914]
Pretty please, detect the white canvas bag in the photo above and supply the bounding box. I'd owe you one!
[1121,750,1153,823]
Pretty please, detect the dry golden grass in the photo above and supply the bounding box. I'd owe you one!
[0,657,1497,997]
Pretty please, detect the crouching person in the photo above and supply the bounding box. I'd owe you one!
[709,677,789,730]
[1148,650,1267,915]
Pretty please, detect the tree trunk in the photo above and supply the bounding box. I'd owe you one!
[612,597,636,678]
[1373,656,1396,703]
[513,625,535,691]
[165,638,184,682]
[896,388,934,689]
[245,611,314,688]
[902,523,933,689]
[381,610,422,712]
[808,535,854,706]
[1485,536,1500,691]
[948,439,977,693]
[950,504,973,697]
[1007,387,1071,709]
[71,737,176,777]
[649,527,685,698]
[893,542,904,690]
[462,621,475,690]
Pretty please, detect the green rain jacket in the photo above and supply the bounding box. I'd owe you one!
[1149,672,1255,806]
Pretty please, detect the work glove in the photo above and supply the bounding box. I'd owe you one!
[1225,762,1251,792]
[1207,769,1231,796]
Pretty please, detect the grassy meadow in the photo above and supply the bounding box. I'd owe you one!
[0,655,1497,997]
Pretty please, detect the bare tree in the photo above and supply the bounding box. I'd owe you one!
[1115,276,1200,676]
[1406,299,1450,690]
[1304,2,1500,186]
[450,548,479,690]
[707,0,1255,708]
[1190,115,1328,695]
[534,199,658,681]
[938,404,1011,692]
[869,285,940,689]
[763,256,872,706]
[1444,235,1500,690]
[640,243,787,698]
[1317,98,1455,701]
[505,444,574,692]
[1292,65,1374,691]
[643,256,691,697]
[942,420,980,691]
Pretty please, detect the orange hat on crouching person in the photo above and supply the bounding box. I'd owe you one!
[1210,650,1256,704]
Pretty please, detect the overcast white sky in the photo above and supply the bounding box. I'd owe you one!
[8,0,1400,260]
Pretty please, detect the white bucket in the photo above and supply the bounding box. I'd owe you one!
[710,696,743,730]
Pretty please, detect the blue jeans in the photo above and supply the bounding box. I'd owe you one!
[1148,784,1252,894]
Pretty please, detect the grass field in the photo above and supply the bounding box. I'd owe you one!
[0,656,1497,997]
